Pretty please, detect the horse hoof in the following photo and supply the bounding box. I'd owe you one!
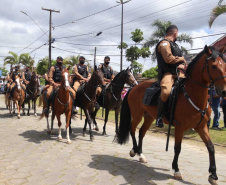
[83,132,86,137]
[208,176,218,185]
[174,171,183,180]
[90,136,94,141]
[23,112,25,115]
[57,136,62,140]
[67,140,72,144]
[17,115,20,119]
[47,131,51,134]
[34,113,37,117]
[129,149,136,157]
[27,113,30,116]
[95,127,99,131]
[13,111,15,114]
[102,131,107,135]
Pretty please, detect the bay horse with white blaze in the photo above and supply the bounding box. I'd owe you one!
[117,45,226,185]
[92,67,138,135]
[8,75,26,118]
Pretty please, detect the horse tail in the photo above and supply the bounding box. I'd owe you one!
[117,88,132,145]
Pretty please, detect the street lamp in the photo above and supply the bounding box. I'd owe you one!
[116,0,131,72]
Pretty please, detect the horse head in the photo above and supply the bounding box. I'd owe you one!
[91,65,105,87]
[61,67,71,90]
[15,75,21,90]
[123,67,138,87]
[187,45,226,97]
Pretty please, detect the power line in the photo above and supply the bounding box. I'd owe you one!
[54,4,121,28]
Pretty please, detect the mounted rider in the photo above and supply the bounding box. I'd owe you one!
[22,66,32,85]
[43,56,75,114]
[96,56,114,96]
[72,56,91,94]
[156,25,187,128]
[5,68,13,93]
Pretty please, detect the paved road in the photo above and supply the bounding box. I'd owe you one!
[0,95,226,185]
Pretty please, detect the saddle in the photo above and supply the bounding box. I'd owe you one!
[143,79,184,107]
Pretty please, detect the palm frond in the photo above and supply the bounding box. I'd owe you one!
[209,5,226,27]
[177,33,193,47]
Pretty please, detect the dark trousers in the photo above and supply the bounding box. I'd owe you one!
[222,105,226,127]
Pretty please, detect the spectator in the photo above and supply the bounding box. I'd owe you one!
[221,97,226,128]
[121,88,128,100]
[210,88,221,130]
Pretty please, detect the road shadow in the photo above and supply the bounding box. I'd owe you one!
[18,126,104,144]
[89,154,195,185]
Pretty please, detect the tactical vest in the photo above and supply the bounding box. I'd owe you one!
[53,64,65,82]
[77,64,88,78]
[25,71,31,81]
[101,64,113,79]
[156,39,183,76]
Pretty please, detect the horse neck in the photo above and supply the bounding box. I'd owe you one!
[58,85,70,102]
[110,76,125,94]
[185,57,209,109]
[85,73,99,97]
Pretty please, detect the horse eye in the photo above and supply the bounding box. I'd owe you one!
[211,65,217,69]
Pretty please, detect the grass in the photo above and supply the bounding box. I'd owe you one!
[94,109,226,146]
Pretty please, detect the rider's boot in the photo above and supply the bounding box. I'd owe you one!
[156,97,166,128]
[72,106,78,114]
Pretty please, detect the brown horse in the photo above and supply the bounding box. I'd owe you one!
[117,46,226,185]
[92,67,138,135]
[8,75,26,118]
[71,65,105,141]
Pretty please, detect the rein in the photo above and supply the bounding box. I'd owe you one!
[56,86,71,111]
[82,82,100,104]
[183,54,226,127]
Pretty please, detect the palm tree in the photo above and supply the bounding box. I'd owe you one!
[36,57,49,75]
[144,20,193,61]
[64,55,80,66]
[4,51,19,69]
[209,1,226,27]
[19,53,35,71]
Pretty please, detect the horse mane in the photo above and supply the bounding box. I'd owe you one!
[186,46,222,76]
[111,69,126,83]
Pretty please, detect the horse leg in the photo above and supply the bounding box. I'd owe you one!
[13,102,15,114]
[83,118,88,137]
[115,108,120,135]
[22,102,25,115]
[66,111,72,144]
[92,107,99,131]
[69,115,72,134]
[172,127,184,180]
[15,101,20,119]
[51,111,56,135]
[137,112,154,163]
[8,98,11,114]
[34,99,37,116]
[46,114,51,134]
[103,109,109,135]
[195,125,218,185]
[27,100,30,116]
[83,109,94,141]
[56,114,62,140]
[129,114,143,158]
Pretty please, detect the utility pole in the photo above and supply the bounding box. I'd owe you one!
[42,7,60,70]
[117,0,130,72]
[94,47,97,69]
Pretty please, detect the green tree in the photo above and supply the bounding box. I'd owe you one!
[144,20,193,61]
[4,51,19,68]
[142,66,158,79]
[209,1,226,27]
[19,53,35,71]
[64,55,80,66]
[117,42,128,50]
[36,57,56,75]
[125,29,151,75]
[0,67,8,76]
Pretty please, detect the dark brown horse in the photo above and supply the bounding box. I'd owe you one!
[117,46,226,185]
[71,66,105,141]
[92,67,138,135]
[22,72,40,116]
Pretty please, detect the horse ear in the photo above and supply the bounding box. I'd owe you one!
[67,66,70,71]
[204,45,212,55]
[126,67,129,71]
[219,45,226,54]
[94,65,97,71]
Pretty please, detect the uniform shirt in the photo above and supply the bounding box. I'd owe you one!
[73,64,91,80]
[48,66,57,85]
[157,37,184,65]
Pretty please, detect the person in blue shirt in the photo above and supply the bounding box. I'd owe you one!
[221,97,226,128]
[210,88,221,129]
